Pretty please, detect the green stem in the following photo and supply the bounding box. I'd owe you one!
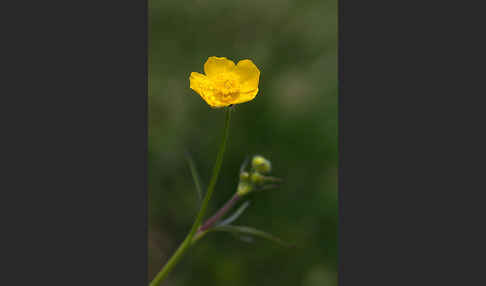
[150,108,232,286]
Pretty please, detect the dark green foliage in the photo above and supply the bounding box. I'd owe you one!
[149,0,337,285]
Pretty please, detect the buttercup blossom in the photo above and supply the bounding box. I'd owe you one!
[190,56,261,108]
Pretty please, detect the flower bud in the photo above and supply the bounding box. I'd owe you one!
[237,181,253,196]
[240,171,250,181]
[237,155,280,196]
[250,172,265,185]
[251,155,272,174]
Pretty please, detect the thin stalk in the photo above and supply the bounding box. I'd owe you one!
[198,193,241,233]
[149,109,232,286]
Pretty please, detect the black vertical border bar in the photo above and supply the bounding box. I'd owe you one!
[335,0,485,284]
[3,0,148,284]
[337,0,343,282]
[143,0,149,282]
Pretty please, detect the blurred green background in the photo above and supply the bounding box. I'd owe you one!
[149,0,337,285]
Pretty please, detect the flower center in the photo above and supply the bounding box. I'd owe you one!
[213,73,240,96]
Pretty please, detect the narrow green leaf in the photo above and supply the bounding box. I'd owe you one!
[235,234,254,243]
[185,152,203,204]
[211,225,293,247]
[216,201,251,227]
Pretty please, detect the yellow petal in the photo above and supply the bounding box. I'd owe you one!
[232,88,259,104]
[189,72,210,96]
[234,59,260,92]
[204,57,236,79]
[190,72,227,108]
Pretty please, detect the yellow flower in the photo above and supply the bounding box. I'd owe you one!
[189,56,261,108]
